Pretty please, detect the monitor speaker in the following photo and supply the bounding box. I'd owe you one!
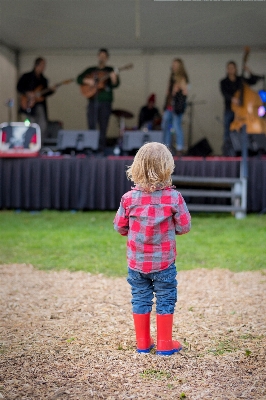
[42,120,63,148]
[57,130,99,153]
[122,130,164,152]
[187,138,213,157]
[227,132,266,156]
[249,134,266,153]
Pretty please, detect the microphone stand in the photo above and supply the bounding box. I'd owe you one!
[5,99,14,124]
[186,99,206,149]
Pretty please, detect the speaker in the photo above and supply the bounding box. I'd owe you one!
[122,130,164,152]
[45,120,63,139]
[187,138,213,157]
[42,120,63,148]
[57,130,99,153]
[248,133,266,154]
[227,132,266,156]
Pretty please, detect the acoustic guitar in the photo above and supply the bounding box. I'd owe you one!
[20,79,74,113]
[80,63,133,98]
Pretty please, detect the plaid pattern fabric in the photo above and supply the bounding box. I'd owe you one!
[113,187,191,273]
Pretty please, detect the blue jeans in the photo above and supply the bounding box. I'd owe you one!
[127,264,177,315]
[162,110,184,150]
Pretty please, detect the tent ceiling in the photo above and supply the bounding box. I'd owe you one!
[0,0,265,52]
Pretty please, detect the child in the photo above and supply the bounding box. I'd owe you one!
[113,142,191,356]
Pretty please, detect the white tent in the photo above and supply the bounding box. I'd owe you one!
[1,0,265,153]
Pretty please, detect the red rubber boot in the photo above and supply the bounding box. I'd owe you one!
[133,313,155,353]
[156,314,182,356]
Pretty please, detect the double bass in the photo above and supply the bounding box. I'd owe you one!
[230,47,266,134]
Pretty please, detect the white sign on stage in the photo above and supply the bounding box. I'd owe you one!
[0,122,41,158]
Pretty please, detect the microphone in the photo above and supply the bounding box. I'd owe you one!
[5,99,14,108]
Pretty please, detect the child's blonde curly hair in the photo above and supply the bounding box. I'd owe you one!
[126,142,175,192]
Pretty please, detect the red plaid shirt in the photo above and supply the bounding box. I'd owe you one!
[113,186,191,273]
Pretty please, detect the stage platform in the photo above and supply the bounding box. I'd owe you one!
[0,156,265,213]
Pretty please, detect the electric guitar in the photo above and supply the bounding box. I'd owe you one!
[20,79,74,113]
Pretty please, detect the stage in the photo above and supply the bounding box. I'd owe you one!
[0,156,265,213]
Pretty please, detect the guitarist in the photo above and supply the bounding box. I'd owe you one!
[17,57,56,143]
[77,48,120,155]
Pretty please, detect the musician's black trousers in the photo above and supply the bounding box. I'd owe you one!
[87,100,112,153]
[222,109,234,156]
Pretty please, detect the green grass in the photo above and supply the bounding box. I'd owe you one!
[0,211,265,276]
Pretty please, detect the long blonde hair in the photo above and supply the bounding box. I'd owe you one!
[171,58,189,84]
[126,142,175,192]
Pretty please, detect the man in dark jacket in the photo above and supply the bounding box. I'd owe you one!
[77,48,120,155]
[17,57,55,143]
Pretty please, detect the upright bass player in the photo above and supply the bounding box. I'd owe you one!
[220,54,263,155]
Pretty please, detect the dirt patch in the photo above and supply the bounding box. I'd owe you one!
[0,264,265,400]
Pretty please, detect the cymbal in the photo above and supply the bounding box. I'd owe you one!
[112,109,134,119]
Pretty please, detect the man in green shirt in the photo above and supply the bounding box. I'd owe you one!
[77,48,120,155]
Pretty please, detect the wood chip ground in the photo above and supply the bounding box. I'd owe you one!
[0,264,265,399]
